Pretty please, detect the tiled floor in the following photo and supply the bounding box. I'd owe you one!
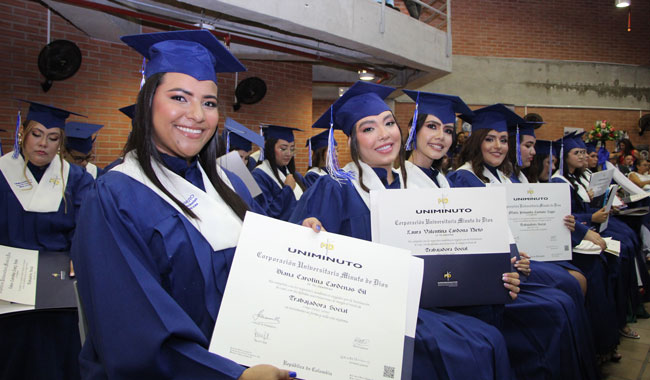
[602,306,650,380]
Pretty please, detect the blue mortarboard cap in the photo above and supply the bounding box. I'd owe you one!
[121,30,246,83]
[224,118,264,152]
[585,140,598,153]
[306,129,335,151]
[312,81,395,136]
[534,140,554,157]
[461,104,525,133]
[562,131,586,152]
[18,99,85,129]
[402,90,473,125]
[119,104,136,120]
[508,121,544,138]
[402,90,473,150]
[261,125,302,143]
[64,122,103,154]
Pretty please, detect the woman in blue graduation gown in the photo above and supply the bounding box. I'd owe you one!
[71,30,298,380]
[0,102,94,251]
[290,82,517,380]
[507,125,600,377]
[303,130,334,188]
[252,125,306,220]
[550,133,642,358]
[447,104,593,380]
[0,101,94,380]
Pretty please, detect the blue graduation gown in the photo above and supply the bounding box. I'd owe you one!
[290,170,513,380]
[102,157,124,172]
[544,175,619,355]
[448,167,594,380]
[71,155,264,379]
[303,168,326,188]
[553,174,643,334]
[252,165,301,221]
[0,160,94,252]
[0,159,93,380]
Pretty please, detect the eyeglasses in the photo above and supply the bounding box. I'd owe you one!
[70,153,94,163]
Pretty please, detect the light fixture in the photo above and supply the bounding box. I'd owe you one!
[615,0,630,8]
[358,70,375,81]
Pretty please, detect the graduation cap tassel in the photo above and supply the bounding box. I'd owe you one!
[12,110,21,159]
[404,93,419,151]
[139,57,147,90]
[225,131,231,153]
[516,125,523,167]
[325,107,355,184]
[548,140,553,181]
[308,139,313,167]
[258,126,265,162]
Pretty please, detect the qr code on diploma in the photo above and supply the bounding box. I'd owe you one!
[383,365,395,378]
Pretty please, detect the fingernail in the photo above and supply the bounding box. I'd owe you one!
[316,225,321,231]
[289,371,297,378]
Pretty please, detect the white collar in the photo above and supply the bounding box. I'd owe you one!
[457,162,511,185]
[343,161,404,209]
[0,152,70,212]
[113,151,242,251]
[402,160,450,189]
[257,160,303,200]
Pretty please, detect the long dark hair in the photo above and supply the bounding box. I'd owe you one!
[562,148,584,190]
[524,153,556,183]
[262,137,306,192]
[404,112,457,171]
[619,138,635,155]
[309,147,327,169]
[507,134,522,178]
[124,72,249,220]
[453,129,512,183]
[349,111,408,192]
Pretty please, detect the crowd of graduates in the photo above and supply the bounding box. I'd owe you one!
[1,29,649,380]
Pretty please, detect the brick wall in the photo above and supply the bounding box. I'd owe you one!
[0,0,314,172]
[450,0,650,65]
[391,0,650,65]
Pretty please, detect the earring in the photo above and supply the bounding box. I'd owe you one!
[17,131,22,146]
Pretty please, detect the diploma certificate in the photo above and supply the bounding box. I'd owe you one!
[217,150,262,197]
[588,169,614,197]
[505,183,572,261]
[210,212,422,380]
[0,245,38,314]
[369,187,512,307]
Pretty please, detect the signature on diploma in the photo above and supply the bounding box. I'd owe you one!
[353,337,369,350]
[252,309,280,325]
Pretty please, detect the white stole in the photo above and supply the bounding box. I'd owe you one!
[402,160,450,189]
[86,162,98,179]
[457,161,511,185]
[343,161,404,209]
[516,171,529,184]
[0,152,70,212]
[112,152,242,251]
[257,160,303,200]
[552,171,590,203]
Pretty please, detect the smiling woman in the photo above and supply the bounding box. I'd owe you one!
[0,100,94,380]
[70,30,297,380]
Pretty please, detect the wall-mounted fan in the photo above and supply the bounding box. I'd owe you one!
[233,77,267,111]
[38,40,82,92]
